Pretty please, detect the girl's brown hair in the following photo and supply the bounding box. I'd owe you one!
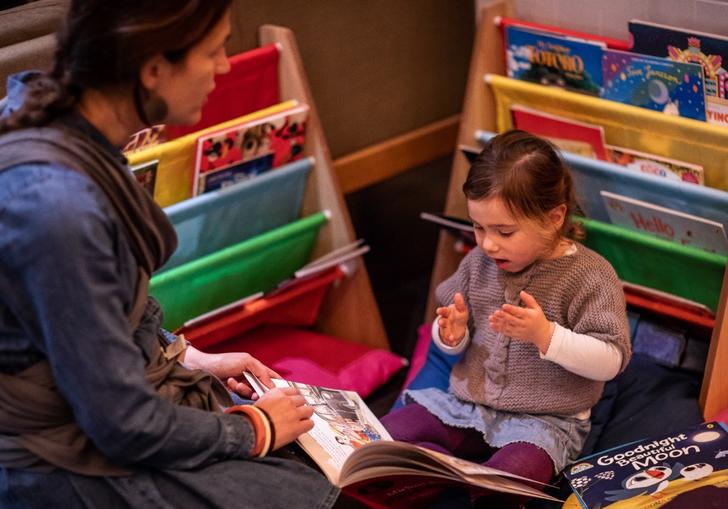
[0,0,231,133]
[463,129,583,240]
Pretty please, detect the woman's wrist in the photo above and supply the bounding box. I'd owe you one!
[225,405,273,457]
[178,344,210,369]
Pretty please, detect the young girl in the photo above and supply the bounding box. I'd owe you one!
[382,129,631,504]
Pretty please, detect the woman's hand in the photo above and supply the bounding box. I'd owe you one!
[435,292,469,346]
[254,387,314,450]
[182,347,280,400]
[488,290,554,353]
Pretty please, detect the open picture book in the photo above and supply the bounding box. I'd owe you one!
[244,373,561,507]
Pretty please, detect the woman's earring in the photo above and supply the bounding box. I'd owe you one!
[142,93,168,125]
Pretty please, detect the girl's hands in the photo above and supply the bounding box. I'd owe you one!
[436,292,469,346]
[489,290,554,353]
[254,387,314,450]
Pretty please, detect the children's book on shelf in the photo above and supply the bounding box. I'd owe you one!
[504,25,604,95]
[604,144,704,185]
[289,239,370,281]
[564,421,728,508]
[192,103,309,195]
[244,373,561,507]
[622,281,715,323]
[459,144,480,164]
[629,20,728,127]
[511,104,608,160]
[420,212,476,251]
[600,190,728,255]
[601,49,706,121]
[130,159,159,196]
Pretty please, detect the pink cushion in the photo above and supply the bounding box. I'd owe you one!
[713,408,728,425]
[203,324,407,399]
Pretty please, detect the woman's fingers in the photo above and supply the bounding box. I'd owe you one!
[298,404,314,419]
[227,377,254,398]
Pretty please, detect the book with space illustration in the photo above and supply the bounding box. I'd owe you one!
[601,49,706,121]
[629,20,728,127]
[564,421,728,508]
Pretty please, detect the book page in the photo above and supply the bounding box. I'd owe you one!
[342,441,552,486]
[270,379,392,484]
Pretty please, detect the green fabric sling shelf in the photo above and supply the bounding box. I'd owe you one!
[578,216,726,312]
[150,211,330,330]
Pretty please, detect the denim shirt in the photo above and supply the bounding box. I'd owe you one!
[0,72,338,509]
[0,107,255,470]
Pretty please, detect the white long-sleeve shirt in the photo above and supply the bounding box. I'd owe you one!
[432,318,623,418]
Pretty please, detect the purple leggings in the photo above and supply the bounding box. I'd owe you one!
[381,403,554,505]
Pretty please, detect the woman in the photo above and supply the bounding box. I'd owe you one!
[0,1,338,507]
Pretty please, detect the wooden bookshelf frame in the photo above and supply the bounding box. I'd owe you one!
[425,0,728,420]
[259,25,389,351]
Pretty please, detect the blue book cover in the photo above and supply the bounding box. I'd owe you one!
[505,25,603,95]
[200,153,275,193]
[601,49,706,121]
[565,421,728,508]
[629,20,728,127]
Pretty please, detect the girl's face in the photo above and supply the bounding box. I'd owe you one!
[467,196,562,273]
[150,9,232,125]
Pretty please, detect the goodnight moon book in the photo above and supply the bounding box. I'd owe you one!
[564,421,728,508]
[601,49,706,121]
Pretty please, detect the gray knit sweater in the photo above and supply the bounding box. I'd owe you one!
[437,244,631,416]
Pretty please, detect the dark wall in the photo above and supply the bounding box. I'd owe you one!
[228,1,474,157]
[0,1,474,159]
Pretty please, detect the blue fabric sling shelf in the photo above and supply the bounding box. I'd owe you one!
[150,211,329,330]
[160,157,314,271]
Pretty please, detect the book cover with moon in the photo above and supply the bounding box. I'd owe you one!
[565,421,728,508]
[601,49,706,121]
[629,20,728,127]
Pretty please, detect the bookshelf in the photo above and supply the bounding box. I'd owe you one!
[426,0,728,419]
[259,25,389,351]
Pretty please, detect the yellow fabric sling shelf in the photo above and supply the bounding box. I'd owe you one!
[427,0,728,420]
